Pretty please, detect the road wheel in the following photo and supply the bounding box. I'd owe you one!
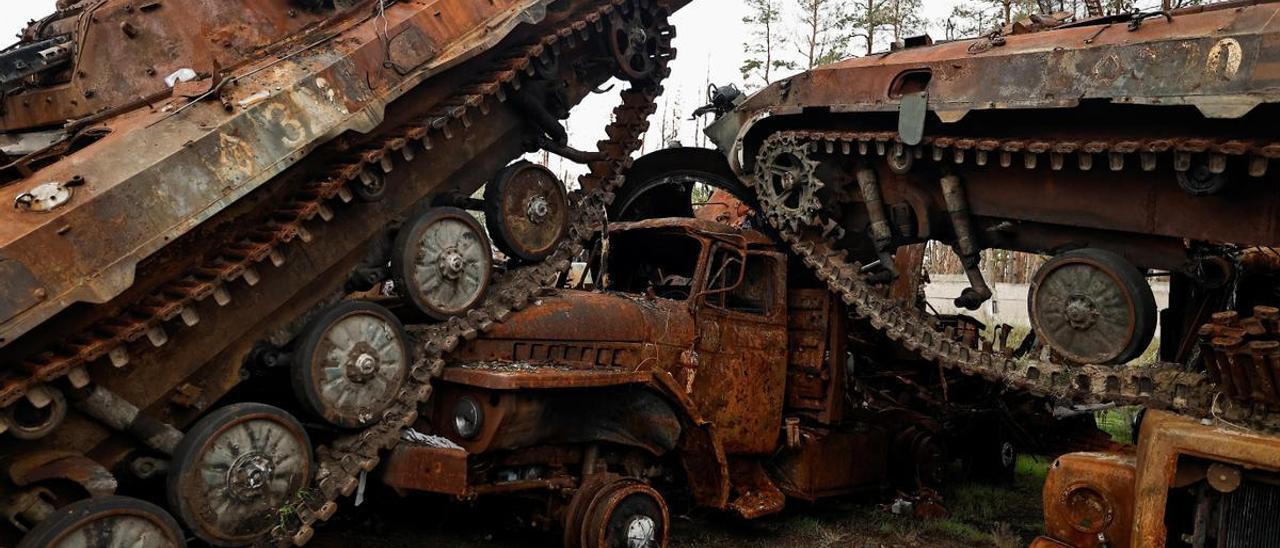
[392,207,492,320]
[167,403,313,546]
[484,161,569,263]
[292,300,409,428]
[18,495,185,548]
[1029,248,1156,365]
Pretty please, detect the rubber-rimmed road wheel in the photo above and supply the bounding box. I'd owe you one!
[484,161,569,263]
[292,300,409,429]
[1029,248,1157,365]
[167,403,313,547]
[392,207,492,321]
[581,478,669,548]
[18,495,186,548]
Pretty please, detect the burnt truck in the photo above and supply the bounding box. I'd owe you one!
[379,215,998,547]
[1035,409,1280,548]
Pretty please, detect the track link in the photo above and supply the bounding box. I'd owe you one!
[268,3,674,545]
[750,130,1280,434]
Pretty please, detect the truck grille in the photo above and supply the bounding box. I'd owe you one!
[1221,481,1280,548]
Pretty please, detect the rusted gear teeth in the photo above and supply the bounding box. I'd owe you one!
[752,136,824,227]
[264,2,673,546]
[751,130,1280,434]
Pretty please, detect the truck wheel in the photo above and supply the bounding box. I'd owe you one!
[581,478,669,548]
[484,161,569,263]
[1029,248,1156,365]
[167,403,313,546]
[18,495,185,548]
[392,207,492,320]
[292,300,409,428]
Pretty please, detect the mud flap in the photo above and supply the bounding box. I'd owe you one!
[677,421,731,509]
[898,91,928,146]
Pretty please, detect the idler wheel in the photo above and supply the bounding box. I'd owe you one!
[607,6,662,82]
[1029,248,1156,365]
[18,495,186,548]
[292,300,409,429]
[578,478,669,548]
[167,403,313,546]
[484,161,569,263]
[392,207,492,320]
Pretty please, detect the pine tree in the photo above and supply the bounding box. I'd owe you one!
[792,0,853,68]
[740,0,792,88]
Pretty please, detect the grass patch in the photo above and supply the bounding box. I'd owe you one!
[1095,406,1141,444]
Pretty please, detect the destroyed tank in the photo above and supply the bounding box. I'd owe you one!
[0,0,681,546]
[701,2,1280,545]
[706,0,1280,428]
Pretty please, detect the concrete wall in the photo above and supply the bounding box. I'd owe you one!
[924,274,1170,329]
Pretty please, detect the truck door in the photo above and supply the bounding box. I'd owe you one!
[691,244,788,455]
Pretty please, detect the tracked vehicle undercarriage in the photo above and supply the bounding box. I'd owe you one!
[708,0,1280,429]
[692,1,1280,545]
[0,0,682,546]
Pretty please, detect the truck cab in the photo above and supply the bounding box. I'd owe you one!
[382,218,894,544]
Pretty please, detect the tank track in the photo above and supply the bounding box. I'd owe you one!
[268,2,674,544]
[0,0,672,545]
[750,129,1280,433]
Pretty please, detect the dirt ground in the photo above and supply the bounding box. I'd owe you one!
[311,455,1051,548]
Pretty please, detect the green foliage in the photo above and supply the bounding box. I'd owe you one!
[791,0,853,68]
[740,0,792,88]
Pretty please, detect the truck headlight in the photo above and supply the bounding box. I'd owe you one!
[453,396,483,440]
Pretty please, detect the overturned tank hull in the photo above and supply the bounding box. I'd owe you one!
[0,0,683,545]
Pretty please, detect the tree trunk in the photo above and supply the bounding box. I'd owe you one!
[764,15,772,84]
[865,0,876,54]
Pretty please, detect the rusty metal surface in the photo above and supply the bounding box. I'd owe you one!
[1040,452,1136,548]
[427,384,683,457]
[784,289,844,423]
[7,450,117,498]
[715,0,1280,147]
[0,0,562,347]
[0,0,687,544]
[381,444,469,497]
[1198,305,1280,406]
[423,217,841,514]
[1130,410,1280,546]
[770,426,889,502]
[1040,410,1280,547]
[2,0,332,132]
[726,459,785,519]
[441,365,652,390]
